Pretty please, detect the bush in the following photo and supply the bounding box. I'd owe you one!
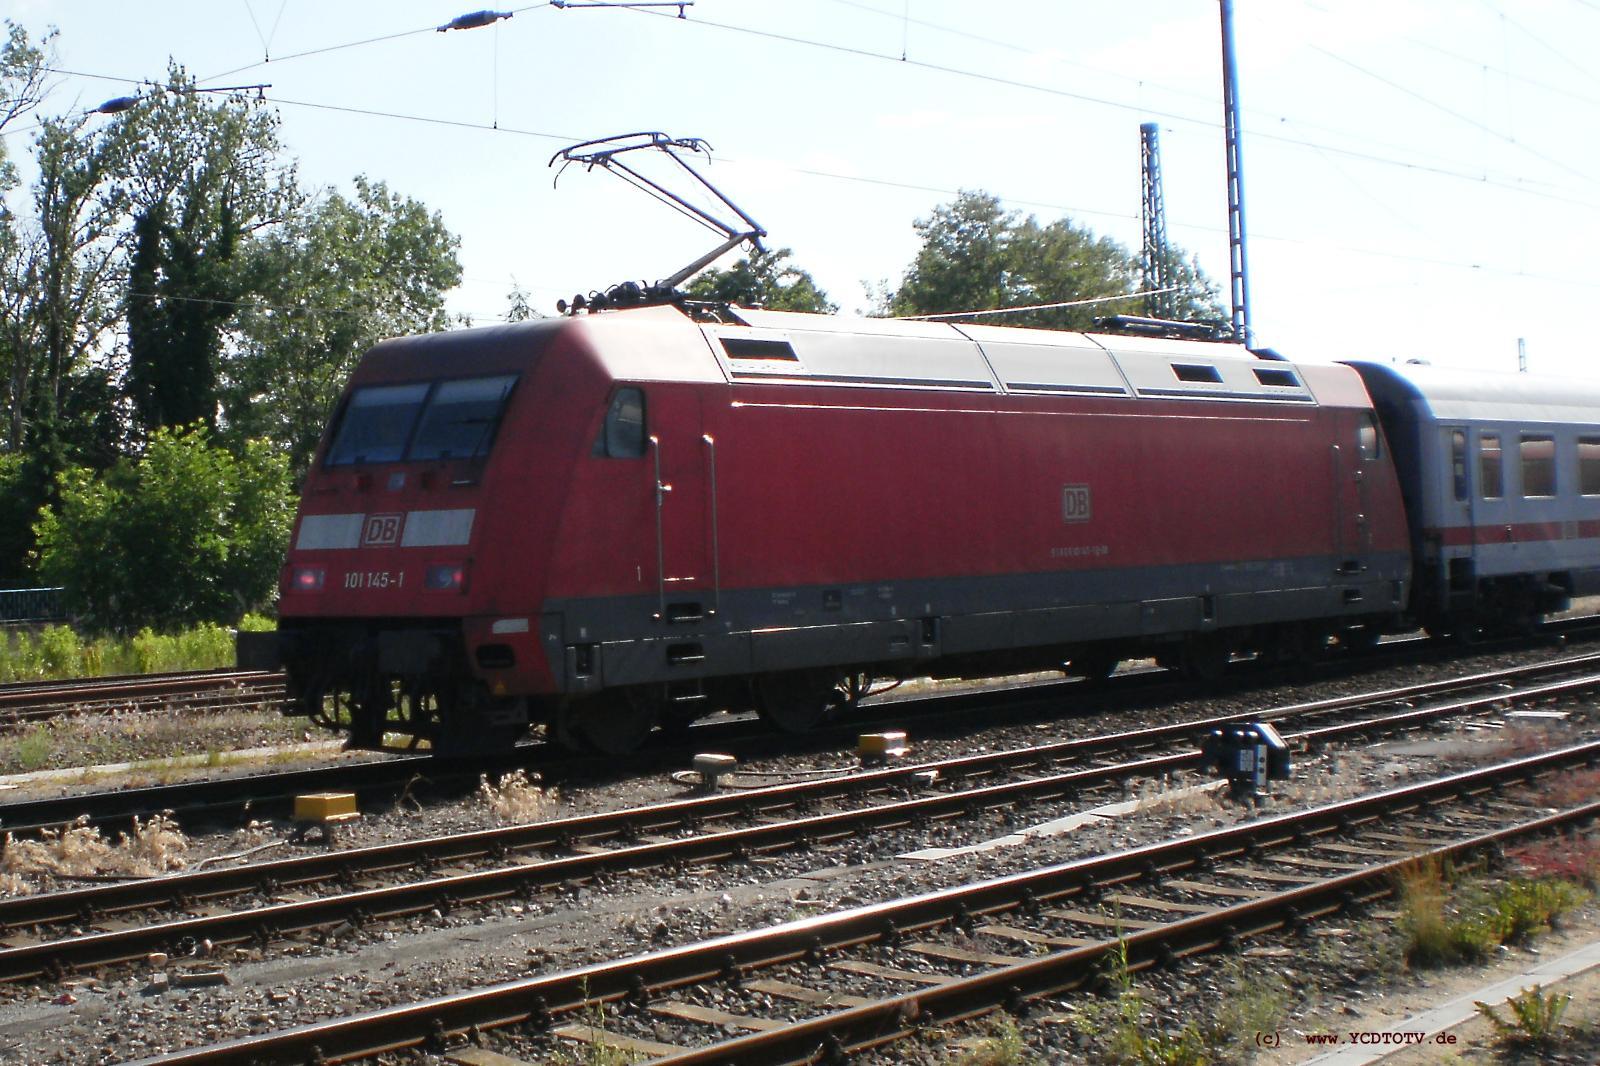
[0,621,241,680]
[34,424,292,631]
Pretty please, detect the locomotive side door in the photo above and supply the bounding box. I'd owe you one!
[646,385,716,625]
[1330,437,1362,571]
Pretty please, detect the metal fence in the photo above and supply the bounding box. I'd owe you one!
[0,587,66,623]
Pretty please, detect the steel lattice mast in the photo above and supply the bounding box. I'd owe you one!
[1139,122,1176,320]
[1220,0,1252,345]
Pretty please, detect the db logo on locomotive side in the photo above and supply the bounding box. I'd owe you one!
[1062,485,1091,523]
[361,513,404,547]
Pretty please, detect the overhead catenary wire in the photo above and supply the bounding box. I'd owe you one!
[6,78,1594,294]
[22,9,1594,210]
[616,5,1598,206]
[1310,44,1595,183]
[197,3,554,84]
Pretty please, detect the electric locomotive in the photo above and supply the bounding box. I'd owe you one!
[271,304,1419,755]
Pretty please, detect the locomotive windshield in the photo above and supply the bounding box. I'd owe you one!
[325,374,518,466]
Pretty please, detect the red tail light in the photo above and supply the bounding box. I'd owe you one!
[425,563,467,592]
[289,565,325,592]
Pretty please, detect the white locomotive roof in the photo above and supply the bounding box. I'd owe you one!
[1347,359,1600,426]
[714,308,1361,406]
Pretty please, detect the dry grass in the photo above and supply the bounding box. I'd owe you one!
[0,814,189,891]
[477,769,556,824]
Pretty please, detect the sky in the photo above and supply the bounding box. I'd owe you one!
[4,0,1599,377]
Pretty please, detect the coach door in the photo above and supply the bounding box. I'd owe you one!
[647,386,719,626]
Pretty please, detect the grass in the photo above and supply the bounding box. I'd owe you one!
[0,707,306,778]
[1398,860,1589,968]
[0,814,189,891]
[477,769,556,824]
[1475,986,1572,1050]
[0,614,276,683]
[951,1016,1041,1066]
[1066,938,1286,1066]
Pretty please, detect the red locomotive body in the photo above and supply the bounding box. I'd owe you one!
[276,306,1411,753]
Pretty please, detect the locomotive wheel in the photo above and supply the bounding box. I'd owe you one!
[1066,650,1120,682]
[1337,624,1381,654]
[756,669,841,734]
[1181,635,1230,684]
[557,688,658,755]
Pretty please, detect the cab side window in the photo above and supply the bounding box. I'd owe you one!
[596,388,646,458]
[1357,412,1381,460]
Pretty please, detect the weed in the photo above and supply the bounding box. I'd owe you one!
[1475,985,1571,1049]
[12,724,56,772]
[0,621,241,681]
[548,987,643,1066]
[1492,879,1588,941]
[1400,862,1502,966]
[1202,958,1288,1063]
[1509,833,1600,892]
[1399,859,1587,967]
[951,1015,1039,1066]
[478,769,555,824]
[1066,933,1229,1066]
[0,813,189,885]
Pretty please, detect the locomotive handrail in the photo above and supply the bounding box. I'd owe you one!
[704,432,721,618]
[651,434,667,621]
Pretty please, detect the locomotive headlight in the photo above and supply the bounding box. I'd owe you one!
[425,563,467,592]
[289,565,325,592]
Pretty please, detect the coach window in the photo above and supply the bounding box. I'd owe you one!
[597,387,646,458]
[1479,433,1503,500]
[1521,434,1556,497]
[1580,437,1600,495]
[1451,431,1469,501]
[1358,413,1381,460]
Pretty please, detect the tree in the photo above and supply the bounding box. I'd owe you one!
[220,176,461,472]
[685,248,836,312]
[116,65,298,435]
[889,190,1223,330]
[34,425,293,630]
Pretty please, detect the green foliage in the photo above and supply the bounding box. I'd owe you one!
[33,424,292,630]
[1400,862,1587,968]
[13,724,54,772]
[685,248,836,312]
[220,175,461,471]
[119,64,299,436]
[889,190,1223,330]
[1475,985,1572,1049]
[0,620,240,681]
[1492,878,1587,941]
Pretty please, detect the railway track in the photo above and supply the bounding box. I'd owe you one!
[1,653,1593,983]
[117,740,1600,1065]
[0,669,285,726]
[1,634,1595,838]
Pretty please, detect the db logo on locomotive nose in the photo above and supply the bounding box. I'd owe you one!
[361,513,404,547]
[1062,484,1091,523]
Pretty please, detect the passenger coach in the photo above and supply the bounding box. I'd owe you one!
[1351,362,1600,633]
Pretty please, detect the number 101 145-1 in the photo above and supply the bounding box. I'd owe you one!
[344,570,404,590]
